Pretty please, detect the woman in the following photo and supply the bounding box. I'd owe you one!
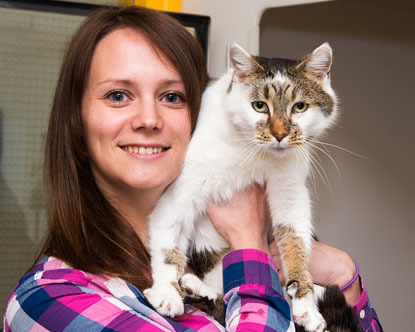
[4,6,382,332]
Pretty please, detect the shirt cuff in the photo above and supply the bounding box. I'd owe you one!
[222,249,290,320]
[352,276,383,332]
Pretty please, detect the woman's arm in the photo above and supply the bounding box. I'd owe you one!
[222,249,293,332]
[207,185,383,332]
[4,258,187,332]
[207,184,293,332]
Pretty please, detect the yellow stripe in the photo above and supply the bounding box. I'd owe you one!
[119,0,181,12]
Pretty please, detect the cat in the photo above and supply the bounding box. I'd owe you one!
[144,42,338,332]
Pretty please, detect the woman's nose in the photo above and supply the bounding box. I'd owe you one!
[131,98,163,131]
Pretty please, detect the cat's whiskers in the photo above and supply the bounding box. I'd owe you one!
[307,138,372,162]
[310,148,334,195]
[295,145,318,194]
[298,145,333,194]
[241,143,263,168]
[234,139,258,155]
[230,139,262,176]
[225,136,257,143]
[305,140,341,181]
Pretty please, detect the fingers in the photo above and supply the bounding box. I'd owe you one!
[269,241,285,283]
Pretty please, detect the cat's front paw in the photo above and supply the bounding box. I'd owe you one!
[288,282,326,332]
[180,273,218,300]
[292,293,326,332]
[144,283,184,317]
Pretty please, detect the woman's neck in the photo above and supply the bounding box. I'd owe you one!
[100,185,163,248]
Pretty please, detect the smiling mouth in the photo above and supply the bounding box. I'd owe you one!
[121,145,168,155]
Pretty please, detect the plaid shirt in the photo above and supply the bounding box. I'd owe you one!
[4,249,382,332]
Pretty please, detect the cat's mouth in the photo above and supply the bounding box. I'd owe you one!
[265,142,294,156]
[274,146,291,154]
[269,141,289,151]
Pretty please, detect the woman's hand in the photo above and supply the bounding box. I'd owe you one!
[206,184,271,254]
[270,240,362,305]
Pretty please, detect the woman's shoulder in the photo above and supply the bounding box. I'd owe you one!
[12,256,113,295]
[4,256,156,331]
[10,256,149,308]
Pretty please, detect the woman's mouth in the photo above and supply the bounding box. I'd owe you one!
[121,145,168,155]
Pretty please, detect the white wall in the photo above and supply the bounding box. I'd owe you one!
[260,1,415,330]
[181,0,330,78]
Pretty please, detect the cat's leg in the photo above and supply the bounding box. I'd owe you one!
[143,193,193,317]
[143,238,188,317]
[267,179,326,332]
[275,225,326,332]
[181,217,228,323]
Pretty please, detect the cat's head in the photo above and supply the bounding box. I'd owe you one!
[227,43,338,156]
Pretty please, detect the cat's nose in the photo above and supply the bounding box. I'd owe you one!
[275,133,287,142]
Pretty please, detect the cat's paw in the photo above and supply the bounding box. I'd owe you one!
[180,273,218,300]
[289,282,326,332]
[144,283,184,317]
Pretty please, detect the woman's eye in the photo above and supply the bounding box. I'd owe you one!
[252,101,269,113]
[293,102,308,113]
[162,93,183,104]
[107,91,129,103]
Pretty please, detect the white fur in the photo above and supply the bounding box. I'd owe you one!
[292,293,326,332]
[145,44,337,329]
[181,273,218,300]
[203,262,223,294]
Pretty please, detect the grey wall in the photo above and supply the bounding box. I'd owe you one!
[260,0,414,330]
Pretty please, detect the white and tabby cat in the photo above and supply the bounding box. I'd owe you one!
[144,43,338,332]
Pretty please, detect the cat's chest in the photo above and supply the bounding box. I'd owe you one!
[183,145,307,195]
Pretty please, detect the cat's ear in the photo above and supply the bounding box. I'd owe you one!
[229,43,262,82]
[299,43,332,81]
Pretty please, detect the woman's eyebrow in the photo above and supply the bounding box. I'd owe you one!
[159,79,183,87]
[96,79,134,87]
[96,79,183,88]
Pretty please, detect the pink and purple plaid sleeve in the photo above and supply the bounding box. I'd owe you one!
[352,277,383,332]
[222,249,294,332]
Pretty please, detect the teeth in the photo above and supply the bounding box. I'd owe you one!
[123,146,164,155]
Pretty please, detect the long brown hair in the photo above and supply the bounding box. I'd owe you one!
[39,6,207,289]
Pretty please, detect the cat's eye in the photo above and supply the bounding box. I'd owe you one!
[252,101,269,113]
[293,102,308,113]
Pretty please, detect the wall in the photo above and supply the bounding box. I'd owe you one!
[260,1,414,330]
[181,0,330,78]
[0,5,86,327]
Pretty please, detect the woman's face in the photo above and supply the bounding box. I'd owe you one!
[82,28,191,201]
